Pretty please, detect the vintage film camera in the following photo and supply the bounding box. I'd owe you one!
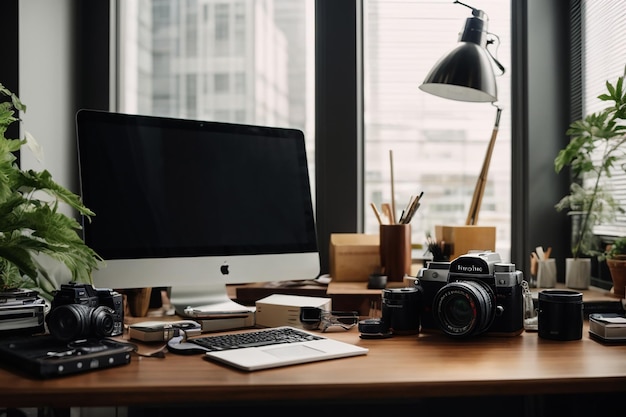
[417,251,525,338]
[46,282,124,341]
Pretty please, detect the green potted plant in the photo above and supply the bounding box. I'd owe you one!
[603,236,626,298]
[554,74,626,289]
[0,83,101,300]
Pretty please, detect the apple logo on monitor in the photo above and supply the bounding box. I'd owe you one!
[220,263,229,275]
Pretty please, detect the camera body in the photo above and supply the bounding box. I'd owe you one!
[47,282,124,341]
[416,261,450,331]
[417,251,524,338]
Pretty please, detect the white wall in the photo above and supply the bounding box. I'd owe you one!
[16,0,78,289]
[19,0,77,211]
[18,8,125,416]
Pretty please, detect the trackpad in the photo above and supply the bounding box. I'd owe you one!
[262,344,324,359]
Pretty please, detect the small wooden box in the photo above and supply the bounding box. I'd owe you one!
[435,225,496,261]
[329,234,380,282]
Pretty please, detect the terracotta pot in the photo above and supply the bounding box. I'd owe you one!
[606,256,626,299]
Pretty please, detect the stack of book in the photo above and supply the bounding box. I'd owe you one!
[0,289,47,335]
[589,313,626,343]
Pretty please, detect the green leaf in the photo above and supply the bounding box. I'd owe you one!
[555,73,626,258]
[0,84,100,295]
[18,169,96,217]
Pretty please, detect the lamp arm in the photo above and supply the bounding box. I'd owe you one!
[486,34,506,75]
[465,106,503,226]
[454,1,482,17]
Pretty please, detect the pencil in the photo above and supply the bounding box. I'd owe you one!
[389,150,396,224]
[370,203,383,225]
[381,203,393,225]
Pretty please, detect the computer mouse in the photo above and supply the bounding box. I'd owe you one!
[166,335,209,355]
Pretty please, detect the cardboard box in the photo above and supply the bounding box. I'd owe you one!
[435,225,496,262]
[329,233,380,281]
[255,294,331,328]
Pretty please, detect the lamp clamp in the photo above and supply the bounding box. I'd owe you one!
[455,0,506,76]
[454,0,485,19]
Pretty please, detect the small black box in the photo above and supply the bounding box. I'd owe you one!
[0,335,133,378]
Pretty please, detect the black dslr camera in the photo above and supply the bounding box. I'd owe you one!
[46,282,124,341]
[416,251,524,338]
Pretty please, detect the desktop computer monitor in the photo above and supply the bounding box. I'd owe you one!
[75,110,320,316]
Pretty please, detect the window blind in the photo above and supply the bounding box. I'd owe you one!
[581,0,626,237]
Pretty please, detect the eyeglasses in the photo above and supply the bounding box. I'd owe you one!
[299,307,359,332]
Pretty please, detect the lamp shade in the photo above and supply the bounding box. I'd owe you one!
[418,4,503,226]
[419,42,497,102]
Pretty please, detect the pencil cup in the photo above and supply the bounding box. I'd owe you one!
[536,259,556,288]
[379,224,411,282]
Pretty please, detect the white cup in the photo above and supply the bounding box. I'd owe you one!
[536,258,557,288]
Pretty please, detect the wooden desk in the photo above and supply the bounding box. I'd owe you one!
[1,322,625,411]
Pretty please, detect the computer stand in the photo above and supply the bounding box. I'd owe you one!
[168,283,255,332]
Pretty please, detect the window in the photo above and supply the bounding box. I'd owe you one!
[580,0,626,238]
[363,0,512,260]
[214,73,229,93]
[118,0,313,127]
[215,3,230,42]
[185,0,198,57]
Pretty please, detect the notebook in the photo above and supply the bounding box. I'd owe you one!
[191,326,368,371]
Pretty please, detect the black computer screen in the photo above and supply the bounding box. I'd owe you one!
[76,110,318,261]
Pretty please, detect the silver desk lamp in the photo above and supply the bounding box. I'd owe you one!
[419,0,505,225]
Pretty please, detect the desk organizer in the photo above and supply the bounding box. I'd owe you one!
[329,234,380,281]
[435,225,496,261]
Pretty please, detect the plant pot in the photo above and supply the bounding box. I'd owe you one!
[606,255,626,299]
[565,258,591,289]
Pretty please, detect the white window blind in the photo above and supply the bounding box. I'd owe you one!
[582,0,626,237]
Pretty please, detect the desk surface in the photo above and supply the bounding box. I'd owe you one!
[1,321,626,408]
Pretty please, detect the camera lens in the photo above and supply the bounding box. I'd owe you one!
[433,280,496,337]
[47,304,116,341]
[444,295,474,327]
[90,306,116,337]
[381,287,421,335]
[46,304,93,341]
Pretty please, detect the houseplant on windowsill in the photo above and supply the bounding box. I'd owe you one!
[0,84,101,300]
[602,236,626,298]
[554,74,626,289]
